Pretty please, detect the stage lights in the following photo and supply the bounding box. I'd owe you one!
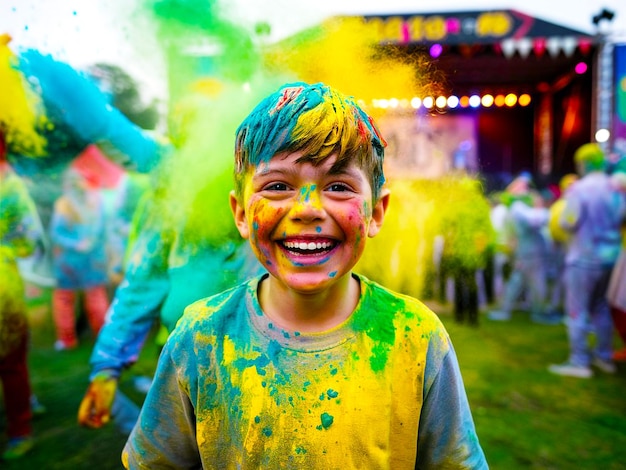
[469,95,481,108]
[429,43,443,59]
[481,94,494,107]
[575,62,588,74]
[595,128,610,142]
[373,92,532,110]
[446,95,460,108]
[504,93,518,107]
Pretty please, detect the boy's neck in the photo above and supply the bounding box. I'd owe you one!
[258,273,360,333]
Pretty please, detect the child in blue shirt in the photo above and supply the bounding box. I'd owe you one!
[122,82,488,469]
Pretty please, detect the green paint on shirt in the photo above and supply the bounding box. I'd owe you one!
[320,412,334,429]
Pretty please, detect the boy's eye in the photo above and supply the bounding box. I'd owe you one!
[263,182,290,191]
[327,183,351,192]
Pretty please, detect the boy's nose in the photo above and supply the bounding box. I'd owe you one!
[290,185,325,222]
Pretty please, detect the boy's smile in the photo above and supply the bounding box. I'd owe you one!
[231,150,388,297]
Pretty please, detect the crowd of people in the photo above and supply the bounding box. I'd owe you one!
[0,33,164,460]
[478,145,626,380]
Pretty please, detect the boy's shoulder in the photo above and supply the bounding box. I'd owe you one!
[170,276,258,334]
[168,274,447,347]
[357,274,446,331]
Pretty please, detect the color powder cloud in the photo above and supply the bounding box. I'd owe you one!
[0,34,47,157]
[4,0,469,300]
[134,0,443,246]
[263,16,440,111]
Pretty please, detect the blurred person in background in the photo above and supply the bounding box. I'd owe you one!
[548,144,626,378]
[486,191,511,306]
[546,174,579,320]
[488,174,553,323]
[77,82,265,435]
[77,164,263,435]
[105,170,151,289]
[50,166,109,351]
[438,176,495,326]
[607,160,626,361]
[0,131,43,459]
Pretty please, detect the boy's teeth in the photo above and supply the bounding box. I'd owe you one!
[284,241,332,250]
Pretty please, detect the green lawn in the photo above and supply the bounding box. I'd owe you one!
[1,286,625,469]
[440,303,626,470]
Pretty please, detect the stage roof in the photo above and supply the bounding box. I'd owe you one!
[359,10,598,95]
[361,10,594,46]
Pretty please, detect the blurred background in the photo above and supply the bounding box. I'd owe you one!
[1,1,626,468]
[3,0,626,184]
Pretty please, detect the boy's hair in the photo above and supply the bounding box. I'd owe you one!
[234,82,387,201]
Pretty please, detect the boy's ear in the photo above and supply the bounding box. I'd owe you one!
[229,190,250,239]
[367,188,390,238]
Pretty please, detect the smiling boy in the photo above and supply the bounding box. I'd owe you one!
[122,83,487,469]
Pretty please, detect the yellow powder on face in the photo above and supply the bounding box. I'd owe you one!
[0,35,48,157]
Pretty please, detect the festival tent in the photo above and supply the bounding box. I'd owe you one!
[362,10,595,90]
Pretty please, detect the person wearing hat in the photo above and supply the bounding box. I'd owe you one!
[548,143,626,378]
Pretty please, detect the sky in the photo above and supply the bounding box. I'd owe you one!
[1,0,625,98]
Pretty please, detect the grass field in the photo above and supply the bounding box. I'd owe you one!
[1,284,625,469]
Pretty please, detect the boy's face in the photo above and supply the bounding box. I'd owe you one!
[231,150,389,295]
